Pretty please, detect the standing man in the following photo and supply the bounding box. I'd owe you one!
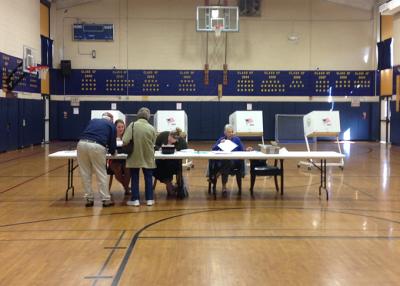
[77,112,117,207]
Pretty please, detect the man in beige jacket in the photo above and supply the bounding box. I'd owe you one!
[123,107,156,206]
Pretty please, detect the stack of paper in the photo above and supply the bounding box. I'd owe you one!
[217,140,238,152]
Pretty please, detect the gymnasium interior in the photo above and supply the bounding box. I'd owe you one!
[1,0,400,285]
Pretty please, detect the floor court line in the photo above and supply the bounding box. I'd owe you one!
[0,204,399,228]
[0,163,67,194]
[110,206,400,285]
[90,230,126,286]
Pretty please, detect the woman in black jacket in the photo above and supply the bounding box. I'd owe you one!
[153,127,187,195]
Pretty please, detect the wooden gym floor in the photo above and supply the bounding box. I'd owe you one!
[0,141,399,285]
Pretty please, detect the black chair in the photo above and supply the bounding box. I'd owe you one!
[250,159,284,196]
[208,160,244,198]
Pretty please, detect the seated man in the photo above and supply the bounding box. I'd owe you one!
[153,127,188,196]
[210,124,250,196]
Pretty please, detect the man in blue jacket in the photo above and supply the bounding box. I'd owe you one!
[77,112,117,207]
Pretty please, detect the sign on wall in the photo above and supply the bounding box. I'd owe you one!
[50,68,375,97]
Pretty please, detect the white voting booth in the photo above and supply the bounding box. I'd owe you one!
[229,111,264,143]
[154,110,192,169]
[154,110,188,134]
[91,110,126,124]
[299,111,344,169]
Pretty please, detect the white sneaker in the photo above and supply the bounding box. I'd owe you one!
[146,200,155,206]
[127,200,140,206]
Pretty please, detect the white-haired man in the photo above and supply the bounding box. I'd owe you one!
[77,112,117,207]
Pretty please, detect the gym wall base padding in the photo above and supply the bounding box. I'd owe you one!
[52,101,379,142]
[0,98,44,152]
[391,101,400,145]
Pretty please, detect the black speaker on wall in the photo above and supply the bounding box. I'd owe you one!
[377,38,392,70]
[60,60,71,77]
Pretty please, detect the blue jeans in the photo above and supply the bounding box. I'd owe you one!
[130,168,154,201]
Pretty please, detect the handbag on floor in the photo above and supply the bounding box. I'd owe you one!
[176,175,189,199]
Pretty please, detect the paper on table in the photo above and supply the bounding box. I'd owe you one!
[217,139,238,152]
[180,149,195,153]
[279,147,288,154]
[212,151,232,154]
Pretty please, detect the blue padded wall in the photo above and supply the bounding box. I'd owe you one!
[391,102,400,145]
[5,98,19,151]
[0,98,44,152]
[0,98,6,152]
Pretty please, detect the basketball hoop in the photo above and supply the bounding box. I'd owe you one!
[213,24,224,38]
[28,65,49,80]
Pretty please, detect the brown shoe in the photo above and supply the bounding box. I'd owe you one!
[85,200,94,207]
[166,182,175,196]
[102,200,115,207]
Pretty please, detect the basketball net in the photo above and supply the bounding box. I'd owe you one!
[213,24,224,38]
[28,65,49,80]
[209,24,226,69]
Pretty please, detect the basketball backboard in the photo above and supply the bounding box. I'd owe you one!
[23,45,39,73]
[196,6,239,32]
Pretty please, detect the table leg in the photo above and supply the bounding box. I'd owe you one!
[319,159,323,196]
[65,159,77,201]
[66,159,71,201]
[318,159,329,200]
[324,159,328,201]
[280,159,284,196]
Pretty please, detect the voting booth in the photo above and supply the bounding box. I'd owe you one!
[229,111,263,136]
[229,111,265,147]
[154,110,188,134]
[91,110,126,124]
[299,111,344,169]
[154,110,192,169]
[304,111,341,137]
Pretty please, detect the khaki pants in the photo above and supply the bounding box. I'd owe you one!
[77,141,111,201]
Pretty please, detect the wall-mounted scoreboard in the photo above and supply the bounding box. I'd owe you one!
[73,24,114,41]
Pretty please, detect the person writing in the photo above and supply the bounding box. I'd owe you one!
[210,124,251,196]
[77,112,116,207]
[153,127,188,196]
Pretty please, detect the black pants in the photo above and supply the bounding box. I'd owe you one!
[154,159,181,183]
[209,160,244,185]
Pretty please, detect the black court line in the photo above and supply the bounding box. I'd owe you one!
[104,247,127,250]
[84,276,113,280]
[139,235,400,240]
[110,206,400,286]
[0,150,47,165]
[1,223,400,233]
[0,163,67,194]
[0,207,214,228]
[1,204,400,229]
[334,180,379,200]
[89,230,126,286]
[0,176,38,178]
[110,208,236,286]
[0,238,131,242]
[0,142,72,165]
